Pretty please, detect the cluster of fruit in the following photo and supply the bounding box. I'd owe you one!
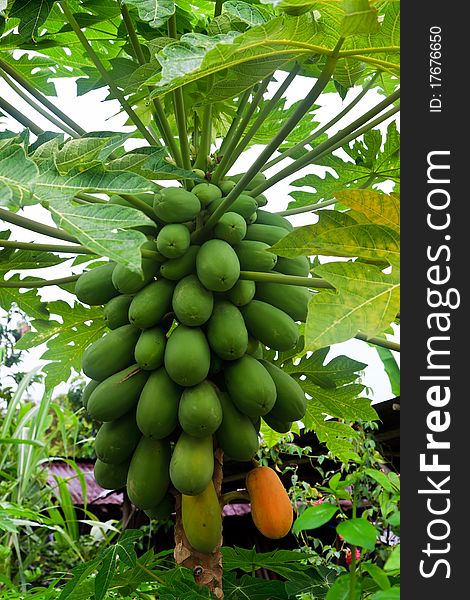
[76,176,310,551]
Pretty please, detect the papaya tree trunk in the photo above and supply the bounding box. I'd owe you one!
[174,447,224,598]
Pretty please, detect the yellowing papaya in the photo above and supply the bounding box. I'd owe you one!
[153,187,201,223]
[206,300,248,360]
[82,324,140,381]
[94,411,141,464]
[164,325,211,386]
[215,392,259,461]
[103,294,133,330]
[169,432,214,496]
[136,367,181,439]
[134,327,166,370]
[240,300,299,351]
[126,436,171,510]
[246,466,293,539]
[224,355,276,417]
[94,457,130,490]
[159,245,199,281]
[196,239,240,292]
[178,380,222,437]
[172,274,214,326]
[87,364,149,422]
[259,359,306,422]
[182,481,222,554]
[128,278,175,329]
[75,262,118,306]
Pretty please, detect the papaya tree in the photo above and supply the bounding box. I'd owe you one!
[0,0,400,596]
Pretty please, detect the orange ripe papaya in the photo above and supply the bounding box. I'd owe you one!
[245,466,293,539]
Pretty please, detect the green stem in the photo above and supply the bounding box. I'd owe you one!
[194,49,342,239]
[120,3,147,64]
[0,72,79,138]
[75,192,107,204]
[262,71,380,172]
[0,275,80,289]
[251,90,400,196]
[239,271,333,289]
[217,89,251,157]
[0,96,44,136]
[0,240,93,254]
[224,65,301,177]
[0,208,78,243]
[212,76,272,184]
[348,485,359,599]
[278,197,338,217]
[60,1,158,146]
[193,103,212,171]
[214,0,224,17]
[355,332,400,352]
[119,194,159,220]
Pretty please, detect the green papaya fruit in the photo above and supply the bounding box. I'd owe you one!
[128,279,175,329]
[191,168,206,179]
[103,294,133,330]
[262,413,293,433]
[178,380,222,437]
[75,262,118,306]
[246,337,263,359]
[191,182,222,206]
[254,282,311,322]
[111,241,160,294]
[218,180,236,196]
[172,274,214,326]
[207,194,257,219]
[213,211,247,244]
[94,457,130,490]
[159,245,200,281]
[255,209,294,231]
[82,379,100,410]
[94,411,141,464]
[153,187,201,223]
[196,239,240,292]
[156,224,191,259]
[144,493,174,521]
[228,172,267,191]
[274,255,310,277]
[136,367,181,439]
[226,279,256,306]
[224,355,276,417]
[240,300,299,351]
[134,326,166,370]
[82,324,141,381]
[206,300,248,360]
[87,364,149,422]
[233,240,277,272]
[254,194,268,207]
[182,481,222,554]
[259,359,307,422]
[244,224,287,246]
[164,325,211,386]
[169,432,214,496]
[215,392,259,461]
[127,436,171,510]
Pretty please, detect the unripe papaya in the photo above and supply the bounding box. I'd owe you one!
[156,224,191,259]
[153,187,201,223]
[107,195,157,235]
[213,211,247,244]
[246,466,293,539]
[244,224,287,246]
[128,278,175,329]
[196,239,240,292]
[87,364,149,422]
[103,294,133,330]
[159,245,199,281]
[207,194,257,219]
[254,194,268,207]
[94,411,141,464]
[240,301,299,351]
[134,327,166,370]
[169,432,214,495]
[178,380,222,437]
[127,436,171,510]
[215,392,259,461]
[255,209,293,231]
[75,262,118,306]
[224,355,276,417]
[136,368,181,439]
[246,337,263,359]
[94,457,130,490]
[82,379,100,410]
[234,240,277,271]
[218,179,236,196]
[182,481,222,554]
[164,325,211,386]
[144,493,174,521]
[261,360,306,422]
[262,413,293,433]
[254,282,311,322]
[228,172,267,191]
[226,279,256,306]
[82,324,140,381]
[191,182,222,206]
[172,274,214,326]
[206,300,248,360]
[111,241,160,294]
[274,255,310,277]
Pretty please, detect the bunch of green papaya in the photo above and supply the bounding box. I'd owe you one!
[76,178,310,546]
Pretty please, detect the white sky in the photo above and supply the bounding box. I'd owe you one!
[0,73,400,404]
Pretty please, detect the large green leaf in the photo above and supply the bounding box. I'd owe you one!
[304,261,400,350]
[123,0,175,28]
[53,137,115,175]
[222,546,310,579]
[336,518,377,550]
[0,144,38,207]
[292,503,339,534]
[8,0,54,41]
[302,381,377,422]
[106,146,203,180]
[223,572,288,600]
[334,189,400,231]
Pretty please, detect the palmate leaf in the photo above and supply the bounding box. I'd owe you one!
[334,189,400,232]
[106,146,203,180]
[303,381,377,422]
[8,0,54,41]
[222,546,310,579]
[53,137,115,175]
[123,0,175,28]
[0,144,38,207]
[223,572,288,600]
[305,261,400,350]
[0,52,73,96]
[0,275,50,319]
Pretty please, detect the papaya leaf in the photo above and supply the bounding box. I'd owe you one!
[0,275,50,320]
[304,261,400,351]
[53,137,114,175]
[0,144,38,207]
[223,572,288,599]
[326,574,361,600]
[9,0,54,41]
[302,381,377,422]
[375,346,400,396]
[106,146,202,180]
[123,0,175,28]
[222,546,310,578]
[284,566,337,598]
[334,190,400,232]
[341,0,379,35]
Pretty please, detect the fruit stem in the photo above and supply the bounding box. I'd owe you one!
[0,96,44,136]
[193,101,213,171]
[217,89,252,158]
[239,271,334,289]
[0,275,80,289]
[355,332,400,352]
[0,208,78,243]
[0,239,94,254]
